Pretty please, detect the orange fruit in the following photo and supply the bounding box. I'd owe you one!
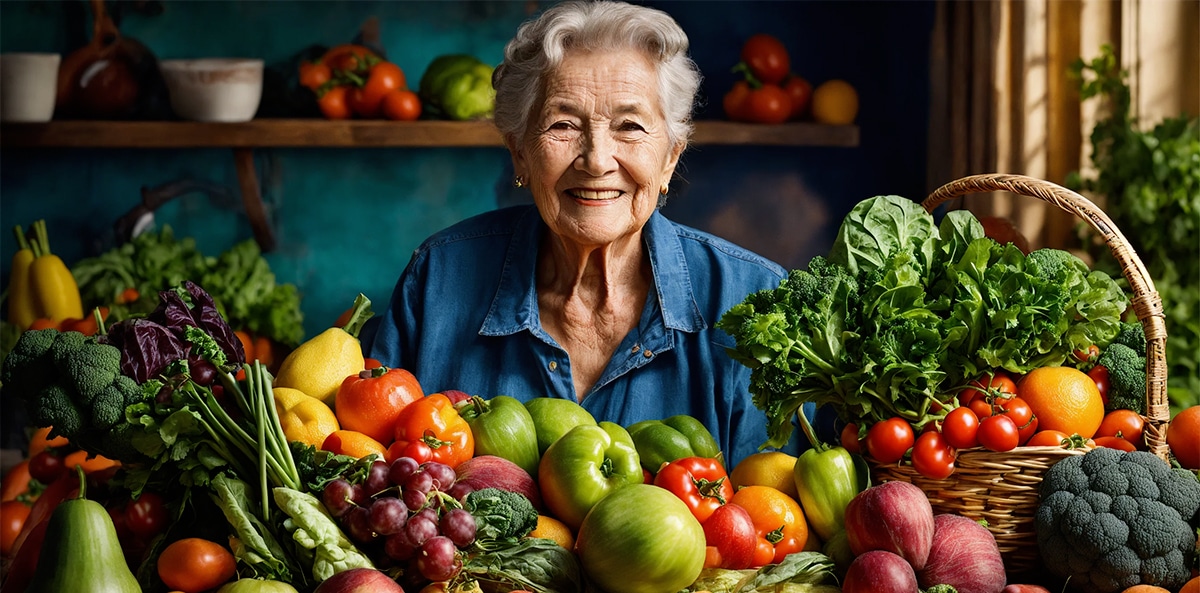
[810,79,859,125]
[728,485,808,563]
[1017,366,1104,439]
[1179,576,1199,593]
[1167,405,1200,470]
[529,514,575,550]
[1120,586,1171,593]
[321,429,387,460]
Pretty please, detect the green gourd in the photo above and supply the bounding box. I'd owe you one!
[25,468,140,593]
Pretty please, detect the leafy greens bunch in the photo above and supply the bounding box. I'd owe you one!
[717,195,1129,448]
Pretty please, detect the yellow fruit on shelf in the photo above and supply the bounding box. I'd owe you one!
[811,79,859,125]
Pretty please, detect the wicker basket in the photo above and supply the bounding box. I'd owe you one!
[869,173,1172,575]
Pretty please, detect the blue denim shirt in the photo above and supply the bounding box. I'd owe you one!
[367,205,800,467]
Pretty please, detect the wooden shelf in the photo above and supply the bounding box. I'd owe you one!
[0,119,859,148]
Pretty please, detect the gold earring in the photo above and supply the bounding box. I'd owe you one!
[660,183,669,195]
[513,176,524,188]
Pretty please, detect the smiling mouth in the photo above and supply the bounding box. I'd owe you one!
[567,189,623,201]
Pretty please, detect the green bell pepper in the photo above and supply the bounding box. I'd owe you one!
[626,414,722,474]
[418,54,495,121]
[456,395,541,478]
[792,407,865,542]
[524,397,597,454]
[537,421,643,530]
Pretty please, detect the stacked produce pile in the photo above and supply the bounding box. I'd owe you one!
[0,195,1197,593]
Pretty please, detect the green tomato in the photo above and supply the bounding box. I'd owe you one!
[537,421,642,530]
[524,397,597,454]
[576,483,706,593]
[216,579,300,593]
[456,395,541,477]
[627,414,723,474]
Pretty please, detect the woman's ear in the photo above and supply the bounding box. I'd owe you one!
[662,140,685,182]
[506,133,526,177]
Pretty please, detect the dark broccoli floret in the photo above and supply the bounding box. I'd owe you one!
[48,329,87,371]
[65,341,122,401]
[32,382,84,440]
[463,487,540,548]
[90,383,125,429]
[1035,447,1197,593]
[1,328,59,398]
[1095,343,1146,414]
[112,374,147,409]
[1110,321,1147,358]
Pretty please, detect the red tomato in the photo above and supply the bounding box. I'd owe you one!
[960,371,1018,407]
[157,537,237,593]
[350,61,406,118]
[782,75,812,119]
[1025,429,1070,448]
[977,414,1019,452]
[911,430,955,480]
[751,536,775,567]
[723,80,752,121]
[1017,414,1040,445]
[125,491,168,538]
[969,397,995,420]
[740,84,792,124]
[740,34,791,85]
[27,451,64,484]
[318,85,354,120]
[1087,365,1110,407]
[1,500,30,556]
[1000,396,1034,427]
[1073,344,1100,364]
[1096,409,1144,448]
[840,422,862,454]
[298,61,332,91]
[653,456,734,524]
[381,89,422,121]
[941,407,979,449]
[865,418,915,464]
[1093,435,1137,452]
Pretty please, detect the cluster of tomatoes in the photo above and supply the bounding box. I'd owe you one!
[841,360,1148,481]
[299,44,422,121]
[723,34,812,125]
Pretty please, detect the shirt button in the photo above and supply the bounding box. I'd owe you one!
[631,344,641,354]
[548,361,558,371]
[643,349,653,358]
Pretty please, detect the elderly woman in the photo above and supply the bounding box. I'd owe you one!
[368,0,797,466]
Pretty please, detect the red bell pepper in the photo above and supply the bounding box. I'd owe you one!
[653,455,734,524]
[387,393,474,468]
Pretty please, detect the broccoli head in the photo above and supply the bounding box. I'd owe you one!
[1096,343,1146,414]
[65,341,122,402]
[1,328,59,398]
[1035,447,1199,592]
[463,487,539,549]
[1110,321,1147,358]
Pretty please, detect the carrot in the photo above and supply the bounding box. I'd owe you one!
[62,450,119,474]
[27,426,69,459]
[1,460,34,502]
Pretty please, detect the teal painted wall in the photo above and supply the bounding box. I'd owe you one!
[1,0,935,341]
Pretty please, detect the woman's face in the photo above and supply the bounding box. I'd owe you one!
[512,48,684,249]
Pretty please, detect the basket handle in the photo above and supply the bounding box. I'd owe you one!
[923,173,1170,462]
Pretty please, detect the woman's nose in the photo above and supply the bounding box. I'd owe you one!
[576,129,618,175]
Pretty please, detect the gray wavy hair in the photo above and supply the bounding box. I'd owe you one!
[492,0,701,149]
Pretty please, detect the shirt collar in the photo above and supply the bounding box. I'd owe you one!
[479,207,705,336]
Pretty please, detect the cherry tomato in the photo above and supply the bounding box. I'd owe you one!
[1,500,30,556]
[318,85,354,120]
[298,61,332,91]
[1000,396,1034,427]
[740,33,791,85]
[1093,435,1137,452]
[1017,414,1039,445]
[865,417,915,464]
[387,439,434,465]
[941,407,979,449]
[157,537,237,593]
[977,414,1019,452]
[911,430,955,479]
[1096,409,1144,448]
[1025,429,1070,448]
[969,397,995,420]
[350,61,406,118]
[840,422,862,454]
[27,451,64,484]
[723,80,752,121]
[959,371,1018,407]
[1073,344,1100,364]
[740,84,792,124]
[751,537,775,567]
[381,89,422,121]
[125,491,168,538]
[1087,365,1110,407]
[782,75,812,119]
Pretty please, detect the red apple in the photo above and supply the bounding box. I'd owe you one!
[919,514,1006,593]
[842,550,919,593]
[454,454,543,510]
[312,568,405,593]
[702,503,757,569]
[844,480,935,570]
[439,389,471,405]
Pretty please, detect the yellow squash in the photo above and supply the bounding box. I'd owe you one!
[7,225,40,329]
[27,220,83,323]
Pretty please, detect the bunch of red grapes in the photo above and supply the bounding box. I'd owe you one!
[322,456,477,582]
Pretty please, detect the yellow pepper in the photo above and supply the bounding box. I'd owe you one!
[7,225,40,330]
[273,387,340,448]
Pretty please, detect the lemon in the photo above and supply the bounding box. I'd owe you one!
[273,326,365,408]
[273,387,340,447]
[811,79,859,125]
[729,450,799,499]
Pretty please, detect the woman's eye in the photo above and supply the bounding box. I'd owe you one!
[548,121,575,130]
[618,121,646,132]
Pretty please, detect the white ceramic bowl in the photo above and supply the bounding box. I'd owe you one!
[0,53,61,122]
[159,58,263,122]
